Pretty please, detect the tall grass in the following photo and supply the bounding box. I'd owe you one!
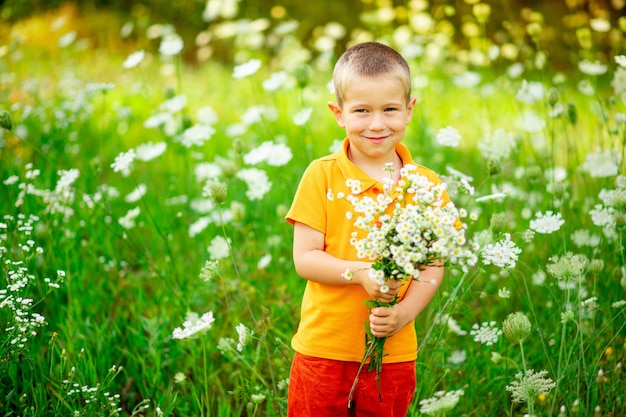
[1,1,625,416]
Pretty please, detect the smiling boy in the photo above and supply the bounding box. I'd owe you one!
[285,42,448,416]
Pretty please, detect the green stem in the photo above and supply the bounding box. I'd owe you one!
[550,285,571,414]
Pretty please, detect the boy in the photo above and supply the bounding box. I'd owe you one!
[285,42,449,416]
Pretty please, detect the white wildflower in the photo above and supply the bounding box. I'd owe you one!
[172,311,215,339]
[118,207,140,229]
[243,141,293,166]
[529,211,564,234]
[232,59,261,79]
[111,149,136,177]
[159,35,184,56]
[135,142,167,161]
[293,107,313,126]
[207,236,230,260]
[123,50,145,69]
[470,321,502,346]
[436,126,462,147]
[235,168,272,200]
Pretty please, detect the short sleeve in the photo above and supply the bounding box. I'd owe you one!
[285,160,329,234]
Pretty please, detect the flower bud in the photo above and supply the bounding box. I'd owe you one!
[567,102,578,125]
[204,180,228,204]
[487,158,501,177]
[0,110,13,131]
[502,312,532,344]
[294,65,311,89]
[489,212,507,233]
[547,181,568,198]
[547,88,559,108]
[591,259,604,274]
[231,201,245,222]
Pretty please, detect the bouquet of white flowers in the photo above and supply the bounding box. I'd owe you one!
[342,163,478,406]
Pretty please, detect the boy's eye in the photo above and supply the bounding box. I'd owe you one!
[355,109,368,113]
[385,107,398,112]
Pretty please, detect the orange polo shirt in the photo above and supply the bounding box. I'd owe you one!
[286,138,449,363]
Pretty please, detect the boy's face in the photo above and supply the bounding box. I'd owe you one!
[328,75,415,163]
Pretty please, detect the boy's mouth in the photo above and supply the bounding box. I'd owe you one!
[365,135,390,143]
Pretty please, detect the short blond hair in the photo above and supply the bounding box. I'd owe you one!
[332,42,411,107]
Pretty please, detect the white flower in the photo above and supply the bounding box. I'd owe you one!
[257,254,272,269]
[517,110,545,133]
[578,59,608,75]
[3,175,19,185]
[177,124,215,148]
[419,389,465,415]
[235,168,272,200]
[581,148,621,178]
[56,169,80,191]
[207,236,231,260]
[263,71,288,92]
[477,128,517,160]
[199,260,219,281]
[529,211,564,234]
[194,162,223,182]
[124,184,147,203]
[135,142,167,161]
[448,350,467,365]
[235,323,250,352]
[615,55,626,69]
[172,311,215,340]
[250,393,266,405]
[241,105,266,125]
[159,35,184,56]
[589,204,615,228]
[143,112,174,129]
[189,216,212,237]
[506,369,556,404]
[111,149,136,177]
[58,31,77,48]
[516,80,545,104]
[475,192,507,203]
[446,317,467,336]
[197,106,219,125]
[293,107,313,126]
[123,50,145,69]
[243,141,293,166]
[470,321,502,346]
[481,233,522,268]
[232,59,261,79]
[118,207,140,229]
[160,95,187,113]
[436,126,461,147]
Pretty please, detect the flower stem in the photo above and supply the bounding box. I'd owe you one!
[348,336,378,409]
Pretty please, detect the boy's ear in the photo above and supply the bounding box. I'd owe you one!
[327,102,345,128]
[405,97,417,124]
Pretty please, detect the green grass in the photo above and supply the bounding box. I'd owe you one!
[1,2,626,416]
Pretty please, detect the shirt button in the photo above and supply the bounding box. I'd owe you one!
[372,187,380,193]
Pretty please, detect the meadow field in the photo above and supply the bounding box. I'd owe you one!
[1,1,625,416]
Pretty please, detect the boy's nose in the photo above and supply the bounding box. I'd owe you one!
[369,113,385,131]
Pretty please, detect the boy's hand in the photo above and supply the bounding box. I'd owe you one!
[368,303,410,338]
[355,271,402,304]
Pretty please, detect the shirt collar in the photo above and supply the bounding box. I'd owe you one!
[335,138,413,195]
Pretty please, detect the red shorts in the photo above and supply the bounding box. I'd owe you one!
[287,352,416,417]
